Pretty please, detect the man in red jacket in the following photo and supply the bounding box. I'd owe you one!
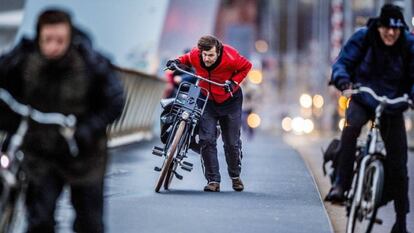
[167,35,252,192]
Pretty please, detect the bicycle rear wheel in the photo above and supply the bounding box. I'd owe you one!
[346,160,384,233]
[155,120,186,193]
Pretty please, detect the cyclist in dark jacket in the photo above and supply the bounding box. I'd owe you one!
[327,4,414,233]
[0,9,124,233]
[167,35,252,192]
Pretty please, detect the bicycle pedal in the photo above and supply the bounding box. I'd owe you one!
[374,218,383,225]
[152,146,164,157]
[176,154,187,160]
[182,161,193,167]
[181,164,193,172]
[154,166,162,172]
[173,171,183,180]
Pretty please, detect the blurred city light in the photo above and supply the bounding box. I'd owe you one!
[247,113,261,128]
[313,94,324,108]
[299,93,312,108]
[248,69,263,84]
[300,107,312,118]
[291,117,305,135]
[281,117,292,132]
[412,16,414,27]
[303,119,314,134]
[255,40,268,53]
[405,117,412,132]
[338,118,346,131]
[1,154,10,168]
[338,96,348,110]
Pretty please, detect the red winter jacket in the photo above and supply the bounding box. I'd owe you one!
[177,44,252,104]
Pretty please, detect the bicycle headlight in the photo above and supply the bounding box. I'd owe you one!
[1,154,10,169]
[181,111,190,120]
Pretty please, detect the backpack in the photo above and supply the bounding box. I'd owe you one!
[322,138,341,184]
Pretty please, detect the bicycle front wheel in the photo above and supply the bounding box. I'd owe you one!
[347,159,384,233]
[155,120,186,193]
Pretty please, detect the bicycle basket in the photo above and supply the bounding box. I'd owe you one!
[159,82,208,144]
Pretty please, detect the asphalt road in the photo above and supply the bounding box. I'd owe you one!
[52,132,332,233]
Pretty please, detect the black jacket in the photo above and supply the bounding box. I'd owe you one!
[331,18,414,113]
[0,29,125,157]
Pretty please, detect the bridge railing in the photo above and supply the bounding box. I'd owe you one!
[107,67,165,147]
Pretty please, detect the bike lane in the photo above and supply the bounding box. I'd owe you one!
[54,132,332,233]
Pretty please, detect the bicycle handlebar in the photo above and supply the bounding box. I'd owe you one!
[169,63,226,87]
[0,88,78,156]
[0,88,76,128]
[343,86,413,106]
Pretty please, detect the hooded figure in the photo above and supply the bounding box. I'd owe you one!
[0,9,124,233]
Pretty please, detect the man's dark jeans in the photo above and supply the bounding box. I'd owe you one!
[336,100,410,215]
[199,90,243,183]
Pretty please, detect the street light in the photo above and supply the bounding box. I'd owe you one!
[281,117,292,132]
[248,69,263,84]
[299,93,312,108]
[247,113,261,128]
[313,94,324,108]
[255,40,269,53]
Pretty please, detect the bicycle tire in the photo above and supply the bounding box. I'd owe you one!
[163,160,175,190]
[155,120,186,193]
[164,126,190,190]
[346,159,384,233]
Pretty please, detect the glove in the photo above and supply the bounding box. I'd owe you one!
[223,80,238,93]
[166,59,180,70]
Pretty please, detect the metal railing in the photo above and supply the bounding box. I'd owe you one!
[108,67,165,147]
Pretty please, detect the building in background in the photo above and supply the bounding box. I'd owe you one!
[157,0,220,76]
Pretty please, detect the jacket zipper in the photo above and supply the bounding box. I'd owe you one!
[208,71,217,103]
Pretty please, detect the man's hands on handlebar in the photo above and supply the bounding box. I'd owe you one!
[166,59,180,71]
[341,84,414,108]
[164,61,235,97]
[223,80,238,93]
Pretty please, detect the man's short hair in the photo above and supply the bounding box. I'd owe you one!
[197,35,222,52]
[36,9,73,38]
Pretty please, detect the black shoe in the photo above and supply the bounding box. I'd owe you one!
[231,177,244,192]
[204,182,220,192]
[325,185,345,204]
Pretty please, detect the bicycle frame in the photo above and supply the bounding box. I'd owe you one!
[344,86,411,233]
[154,81,209,191]
[154,63,230,192]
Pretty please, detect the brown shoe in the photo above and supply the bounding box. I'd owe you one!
[232,177,244,191]
[203,182,220,192]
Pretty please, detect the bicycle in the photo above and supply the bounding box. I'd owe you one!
[0,88,78,233]
[342,86,412,233]
[153,63,230,192]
